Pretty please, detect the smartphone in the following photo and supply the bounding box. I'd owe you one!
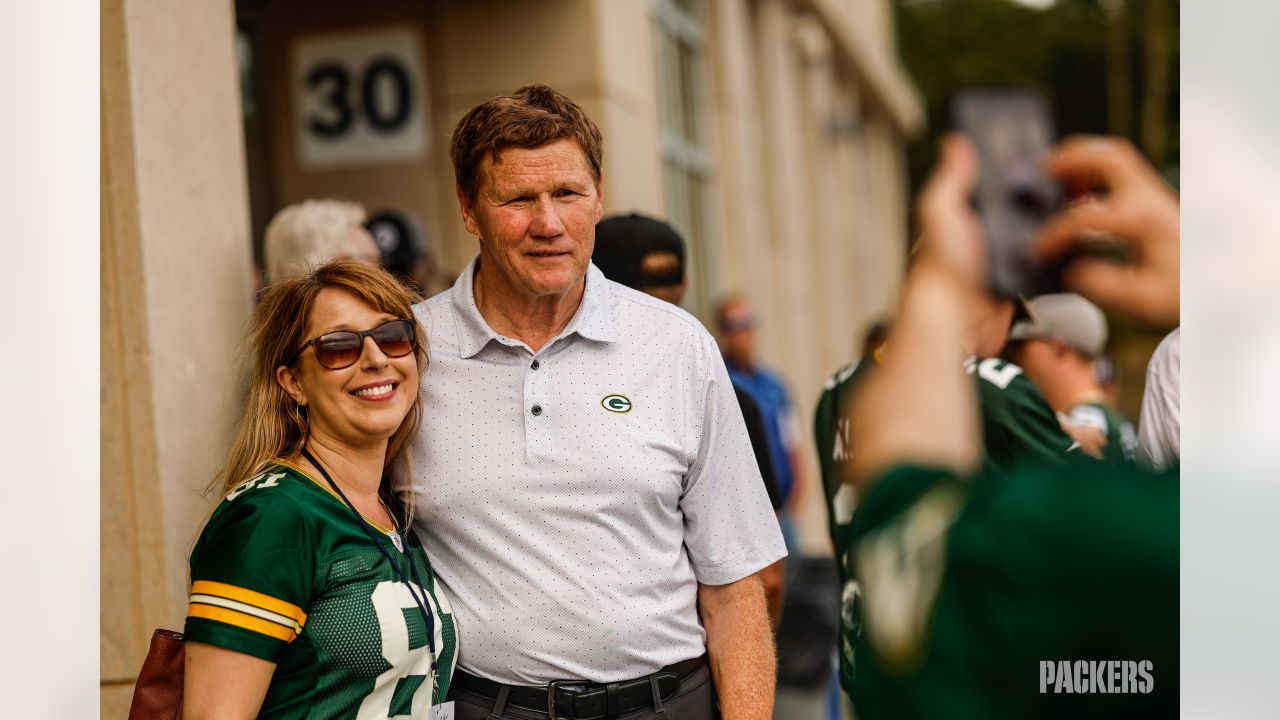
[952,88,1063,298]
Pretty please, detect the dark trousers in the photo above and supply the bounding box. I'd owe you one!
[447,664,717,720]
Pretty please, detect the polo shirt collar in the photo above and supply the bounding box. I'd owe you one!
[450,254,620,358]
[570,263,620,344]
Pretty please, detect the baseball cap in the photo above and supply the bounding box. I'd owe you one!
[592,213,685,290]
[1008,293,1109,357]
[365,209,427,277]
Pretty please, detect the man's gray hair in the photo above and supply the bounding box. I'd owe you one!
[263,199,367,284]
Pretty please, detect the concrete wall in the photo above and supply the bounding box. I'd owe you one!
[101,0,254,713]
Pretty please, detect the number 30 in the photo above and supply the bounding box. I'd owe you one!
[305,59,413,139]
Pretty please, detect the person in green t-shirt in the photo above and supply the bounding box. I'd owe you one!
[1005,292,1137,465]
[183,260,457,719]
[838,133,1180,718]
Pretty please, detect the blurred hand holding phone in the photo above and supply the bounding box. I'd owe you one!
[952,87,1070,298]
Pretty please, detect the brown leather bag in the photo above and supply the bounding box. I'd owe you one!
[127,629,185,720]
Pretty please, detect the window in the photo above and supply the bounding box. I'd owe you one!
[653,0,714,314]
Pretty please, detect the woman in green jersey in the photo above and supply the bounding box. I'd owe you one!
[184,260,457,719]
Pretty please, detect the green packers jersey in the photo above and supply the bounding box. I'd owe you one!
[1064,401,1137,466]
[186,463,457,719]
[962,355,1080,475]
[814,358,866,694]
[847,462,1178,719]
[815,353,1081,699]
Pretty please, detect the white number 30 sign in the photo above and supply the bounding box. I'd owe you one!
[291,26,428,170]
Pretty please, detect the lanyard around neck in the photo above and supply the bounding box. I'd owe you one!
[300,448,438,679]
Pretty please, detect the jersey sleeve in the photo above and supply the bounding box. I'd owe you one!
[185,477,317,662]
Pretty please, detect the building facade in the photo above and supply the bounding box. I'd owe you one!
[102,0,920,712]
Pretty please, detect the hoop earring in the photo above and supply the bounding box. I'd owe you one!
[289,400,309,435]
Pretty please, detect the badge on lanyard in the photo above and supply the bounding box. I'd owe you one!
[428,701,455,720]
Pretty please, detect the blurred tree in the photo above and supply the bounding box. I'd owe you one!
[894,0,1179,195]
[1103,0,1132,138]
[1139,0,1172,163]
[893,0,1179,420]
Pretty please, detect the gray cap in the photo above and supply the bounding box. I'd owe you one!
[1008,293,1108,357]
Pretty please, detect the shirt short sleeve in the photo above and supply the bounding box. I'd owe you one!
[680,335,788,585]
[185,476,317,662]
[1137,328,1180,470]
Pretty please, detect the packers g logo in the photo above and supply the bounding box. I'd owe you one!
[601,394,632,413]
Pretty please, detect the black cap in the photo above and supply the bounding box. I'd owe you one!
[365,209,427,277]
[592,213,685,290]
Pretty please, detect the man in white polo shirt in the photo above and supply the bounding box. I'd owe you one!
[409,84,785,720]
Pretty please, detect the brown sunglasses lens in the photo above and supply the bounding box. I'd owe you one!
[313,335,362,369]
[370,321,414,357]
[312,320,415,369]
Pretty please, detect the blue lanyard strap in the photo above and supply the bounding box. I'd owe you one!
[300,449,438,671]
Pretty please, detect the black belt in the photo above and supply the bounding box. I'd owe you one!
[452,655,706,720]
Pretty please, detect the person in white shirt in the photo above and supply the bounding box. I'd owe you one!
[409,84,785,720]
[1137,327,1180,470]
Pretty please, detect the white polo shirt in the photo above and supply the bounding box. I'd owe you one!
[408,256,786,684]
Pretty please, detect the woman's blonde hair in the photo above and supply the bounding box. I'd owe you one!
[212,259,426,521]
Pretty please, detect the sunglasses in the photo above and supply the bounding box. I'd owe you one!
[290,319,417,370]
[720,316,757,333]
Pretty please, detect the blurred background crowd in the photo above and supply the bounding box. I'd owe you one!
[101,0,1177,717]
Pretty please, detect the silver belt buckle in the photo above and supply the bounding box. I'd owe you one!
[546,679,590,719]
[545,679,568,720]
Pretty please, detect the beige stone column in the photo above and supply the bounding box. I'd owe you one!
[795,15,849,376]
[753,0,833,553]
[753,0,812,373]
[706,0,771,309]
[864,108,909,312]
[589,0,666,219]
[102,0,253,714]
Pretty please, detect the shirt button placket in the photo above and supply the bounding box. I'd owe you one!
[526,355,548,457]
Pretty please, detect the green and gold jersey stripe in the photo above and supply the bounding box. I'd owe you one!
[190,580,308,625]
[189,593,304,634]
[188,580,308,642]
[188,604,299,643]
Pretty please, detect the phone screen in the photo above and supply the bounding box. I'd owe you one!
[952,88,1062,298]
